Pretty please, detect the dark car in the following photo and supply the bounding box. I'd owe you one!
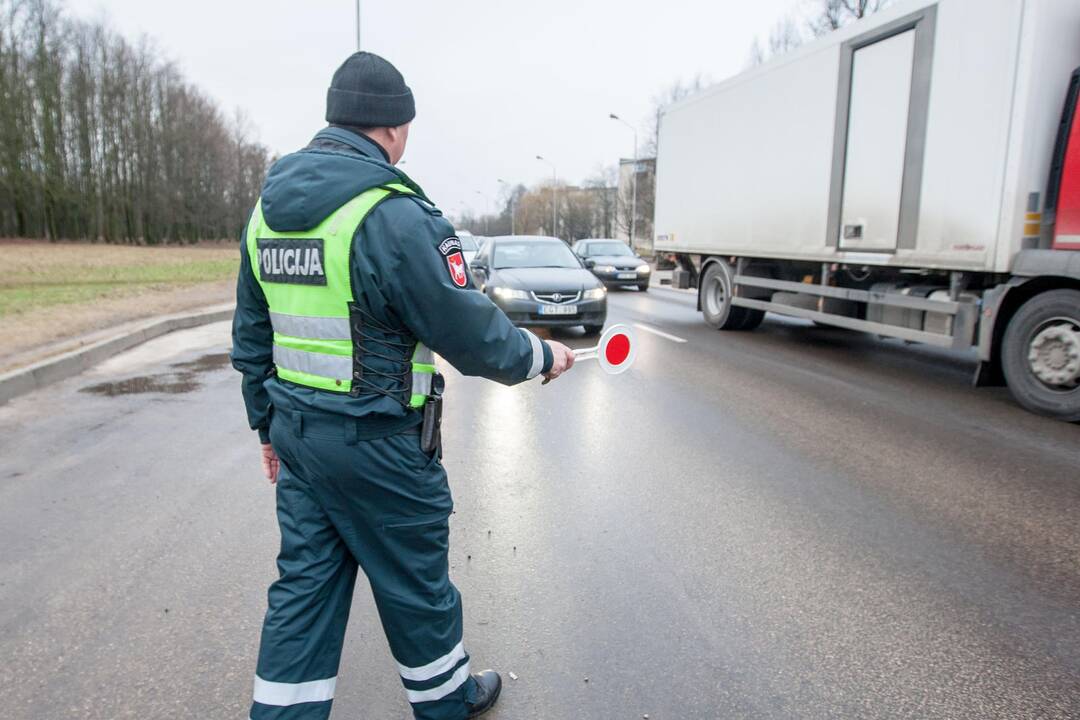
[469,236,607,335]
[572,238,651,291]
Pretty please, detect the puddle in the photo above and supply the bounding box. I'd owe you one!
[81,375,201,396]
[170,353,231,373]
[80,352,232,397]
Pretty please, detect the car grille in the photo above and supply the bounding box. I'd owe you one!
[533,290,581,304]
[591,264,639,272]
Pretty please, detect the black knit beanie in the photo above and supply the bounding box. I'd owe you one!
[325,52,415,128]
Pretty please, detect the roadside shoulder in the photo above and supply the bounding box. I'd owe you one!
[0,303,234,405]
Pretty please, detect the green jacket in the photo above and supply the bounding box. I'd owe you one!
[231,128,552,441]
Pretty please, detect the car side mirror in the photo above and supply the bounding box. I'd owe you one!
[585,259,596,269]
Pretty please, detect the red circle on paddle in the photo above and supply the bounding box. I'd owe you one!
[588,323,636,375]
[604,332,631,366]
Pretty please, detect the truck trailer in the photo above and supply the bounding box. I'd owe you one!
[652,0,1080,420]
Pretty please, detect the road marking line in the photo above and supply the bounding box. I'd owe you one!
[633,323,687,343]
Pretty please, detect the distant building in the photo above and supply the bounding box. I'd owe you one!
[617,157,656,253]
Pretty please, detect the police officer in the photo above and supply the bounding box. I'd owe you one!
[231,52,575,720]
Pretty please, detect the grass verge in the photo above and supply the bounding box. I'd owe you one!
[0,241,239,317]
[0,240,240,368]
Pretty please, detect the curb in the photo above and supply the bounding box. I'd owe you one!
[0,304,235,406]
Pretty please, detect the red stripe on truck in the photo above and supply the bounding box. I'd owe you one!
[1055,89,1080,250]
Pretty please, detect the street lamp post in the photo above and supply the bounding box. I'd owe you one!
[535,155,557,239]
[355,0,361,50]
[497,179,516,235]
[474,190,492,235]
[609,113,638,248]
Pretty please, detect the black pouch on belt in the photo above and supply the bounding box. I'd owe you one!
[420,373,445,457]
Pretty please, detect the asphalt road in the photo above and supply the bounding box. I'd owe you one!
[1,287,1078,719]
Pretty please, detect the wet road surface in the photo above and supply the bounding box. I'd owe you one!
[1,288,1078,719]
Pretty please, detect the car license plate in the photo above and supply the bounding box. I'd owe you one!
[539,304,577,315]
[616,272,637,279]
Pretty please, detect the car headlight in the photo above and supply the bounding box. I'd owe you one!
[492,286,530,300]
[582,287,606,300]
[636,264,651,273]
[594,265,616,273]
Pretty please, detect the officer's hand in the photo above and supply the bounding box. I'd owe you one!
[261,443,280,484]
[541,341,575,384]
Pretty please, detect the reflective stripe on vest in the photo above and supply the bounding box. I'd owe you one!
[246,182,435,406]
[269,312,351,340]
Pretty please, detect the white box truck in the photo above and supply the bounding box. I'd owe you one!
[653,0,1080,420]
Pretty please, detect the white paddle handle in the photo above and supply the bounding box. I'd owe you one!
[572,345,599,360]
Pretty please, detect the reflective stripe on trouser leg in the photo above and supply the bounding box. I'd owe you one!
[250,447,358,720]
[397,639,472,706]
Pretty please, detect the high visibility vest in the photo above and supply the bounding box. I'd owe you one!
[245,183,436,407]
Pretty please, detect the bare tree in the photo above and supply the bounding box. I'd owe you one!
[515,188,549,236]
[747,0,893,66]
[769,15,804,57]
[452,162,623,242]
[746,38,767,69]
[806,0,891,37]
[643,74,710,158]
[634,161,656,250]
[457,172,619,242]
[492,182,526,236]
[0,0,270,243]
[615,158,656,251]
[584,166,617,239]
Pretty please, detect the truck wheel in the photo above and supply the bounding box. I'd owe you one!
[701,261,760,330]
[1001,289,1080,421]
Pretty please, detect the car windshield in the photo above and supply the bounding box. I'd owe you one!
[585,241,634,257]
[493,241,580,269]
[459,236,478,252]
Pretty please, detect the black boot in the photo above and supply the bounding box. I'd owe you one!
[466,670,502,718]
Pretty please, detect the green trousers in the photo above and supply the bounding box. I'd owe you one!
[249,410,477,720]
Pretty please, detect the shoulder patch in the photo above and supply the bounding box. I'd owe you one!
[438,237,463,256]
[440,237,468,288]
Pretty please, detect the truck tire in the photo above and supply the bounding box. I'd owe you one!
[737,309,765,330]
[700,261,763,330]
[1001,289,1080,421]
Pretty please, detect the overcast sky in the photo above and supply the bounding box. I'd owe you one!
[65,0,797,218]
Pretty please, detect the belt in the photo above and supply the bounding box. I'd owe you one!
[279,408,422,444]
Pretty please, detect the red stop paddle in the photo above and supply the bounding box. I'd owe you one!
[572,324,636,375]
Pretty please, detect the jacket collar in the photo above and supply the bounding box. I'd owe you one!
[309,126,431,204]
[314,126,390,162]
